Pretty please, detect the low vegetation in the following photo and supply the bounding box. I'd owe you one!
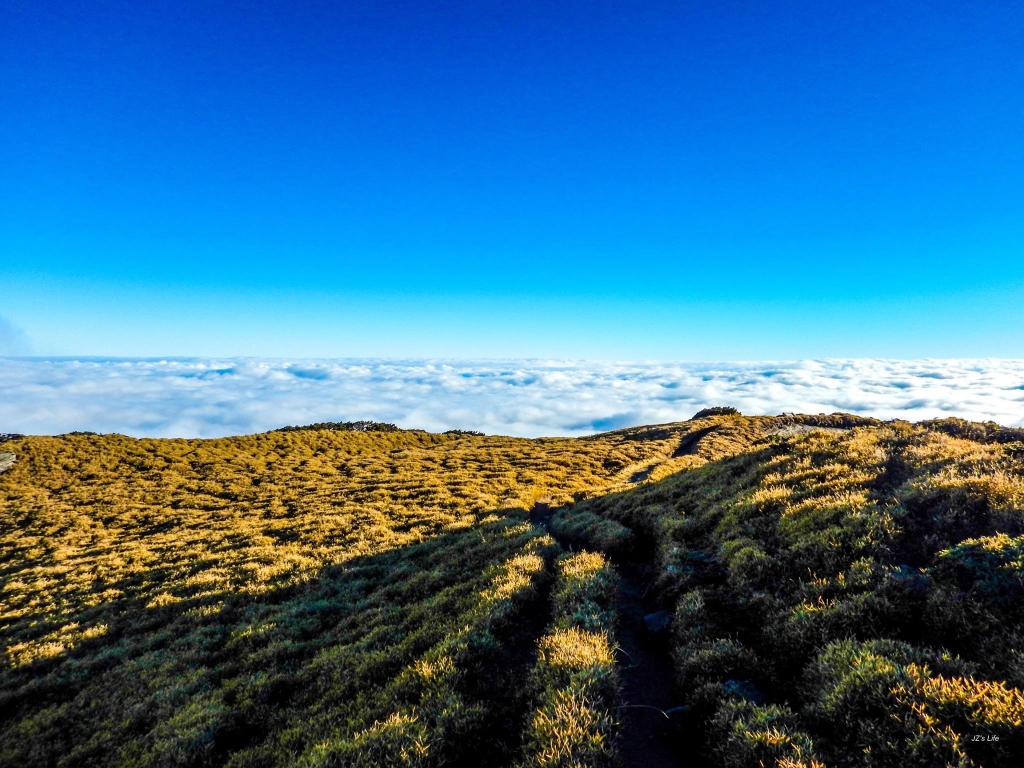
[519,552,620,768]
[549,511,635,560]
[565,413,1024,767]
[2,412,1023,766]
[0,426,677,767]
[274,420,401,433]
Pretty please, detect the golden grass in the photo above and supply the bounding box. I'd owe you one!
[4,413,1024,766]
[0,429,676,673]
[519,552,620,768]
[525,690,617,768]
[904,664,1024,729]
[563,416,1024,766]
[0,426,684,767]
[538,628,615,670]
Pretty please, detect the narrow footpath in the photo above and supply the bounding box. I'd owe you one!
[613,564,688,768]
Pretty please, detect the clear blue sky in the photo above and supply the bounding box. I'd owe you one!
[2,0,1023,359]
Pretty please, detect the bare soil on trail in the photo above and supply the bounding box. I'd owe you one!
[613,564,690,768]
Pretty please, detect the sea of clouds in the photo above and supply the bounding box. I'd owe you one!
[1,358,1023,438]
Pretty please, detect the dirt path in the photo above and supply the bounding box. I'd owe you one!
[613,564,689,768]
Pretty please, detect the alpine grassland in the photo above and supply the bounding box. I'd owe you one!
[2,414,1024,766]
[554,414,1024,767]
[0,425,677,767]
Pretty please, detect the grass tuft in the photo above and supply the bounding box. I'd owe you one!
[519,552,621,768]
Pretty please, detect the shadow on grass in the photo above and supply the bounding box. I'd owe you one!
[0,512,555,768]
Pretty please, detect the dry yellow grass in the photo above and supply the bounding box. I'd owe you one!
[537,628,615,670]
[562,416,1024,766]
[519,551,620,768]
[4,413,1024,767]
[0,428,679,669]
[0,426,683,767]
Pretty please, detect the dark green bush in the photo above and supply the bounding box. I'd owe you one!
[274,420,401,432]
[567,420,1024,765]
[691,406,740,419]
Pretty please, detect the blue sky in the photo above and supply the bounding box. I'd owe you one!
[2,0,1023,358]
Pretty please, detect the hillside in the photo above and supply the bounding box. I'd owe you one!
[1,415,1023,767]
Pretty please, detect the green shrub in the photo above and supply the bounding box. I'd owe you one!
[932,533,1024,603]
[561,420,1024,765]
[274,421,402,432]
[691,407,741,419]
[803,638,1023,766]
[7,414,1024,766]
[922,417,1024,445]
[709,700,823,768]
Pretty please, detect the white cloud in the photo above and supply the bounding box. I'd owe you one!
[1,358,1023,438]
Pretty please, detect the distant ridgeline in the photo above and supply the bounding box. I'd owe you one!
[1,409,1022,767]
[274,420,485,436]
[273,419,403,433]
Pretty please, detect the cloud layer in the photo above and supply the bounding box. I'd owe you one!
[1,358,1023,438]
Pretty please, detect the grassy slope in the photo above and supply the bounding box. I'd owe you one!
[0,427,679,767]
[558,415,1024,767]
[3,415,1024,767]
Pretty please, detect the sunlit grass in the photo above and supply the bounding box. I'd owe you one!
[0,426,680,767]
[563,414,1024,766]
[4,412,1023,766]
[519,552,620,768]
